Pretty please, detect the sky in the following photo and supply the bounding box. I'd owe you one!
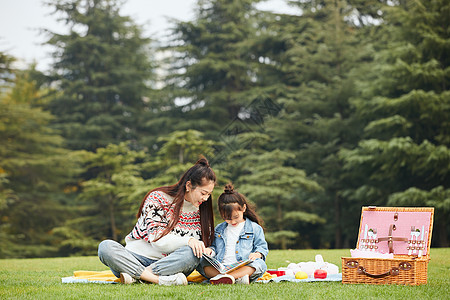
[0,0,295,72]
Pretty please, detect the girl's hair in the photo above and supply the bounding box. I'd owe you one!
[217,183,263,226]
[137,156,216,247]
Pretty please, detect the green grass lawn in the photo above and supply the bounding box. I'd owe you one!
[1,248,449,299]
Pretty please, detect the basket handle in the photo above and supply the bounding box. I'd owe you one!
[357,266,399,278]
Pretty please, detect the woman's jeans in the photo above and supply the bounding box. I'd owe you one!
[98,240,200,279]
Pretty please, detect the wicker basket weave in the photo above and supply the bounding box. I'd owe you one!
[342,207,434,285]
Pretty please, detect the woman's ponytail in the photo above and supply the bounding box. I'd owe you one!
[195,156,210,168]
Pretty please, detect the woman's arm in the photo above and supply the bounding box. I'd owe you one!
[150,233,191,253]
[131,192,190,250]
[135,191,207,256]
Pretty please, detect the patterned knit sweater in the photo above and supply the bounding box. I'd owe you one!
[125,191,201,260]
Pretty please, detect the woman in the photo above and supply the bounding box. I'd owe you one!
[98,157,216,285]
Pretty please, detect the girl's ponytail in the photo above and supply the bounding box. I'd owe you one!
[218,183,263,226]
[224,183,234,194]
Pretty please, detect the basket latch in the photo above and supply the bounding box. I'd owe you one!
[346,260,359,268]
[399,261,412,271]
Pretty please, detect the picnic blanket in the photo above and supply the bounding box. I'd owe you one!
[61,270,120,283]
[61,270,207,284]
[257,273,342,283]
[61,270,342,284]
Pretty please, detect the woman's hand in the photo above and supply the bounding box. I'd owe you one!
[249,252,262,261]
[188,238,206,258]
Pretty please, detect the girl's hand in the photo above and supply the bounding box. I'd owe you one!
[249,252,262,261]
[204,247,213,256]
[188,238,206,258]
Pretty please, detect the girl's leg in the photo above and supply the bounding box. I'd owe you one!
[228,266,256,280]
[149,245,200,276]
[216,259,267,282]
[198,259,255,280]
[197,255,218,279]
[203,266,220,278]
[246,258,268,282]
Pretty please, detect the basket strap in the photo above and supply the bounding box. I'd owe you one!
[357,266,400,278]
[377,224,408,253]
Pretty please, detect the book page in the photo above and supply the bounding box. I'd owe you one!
[202,254,251,274]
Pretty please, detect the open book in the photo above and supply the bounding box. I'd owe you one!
[202,253,251,274]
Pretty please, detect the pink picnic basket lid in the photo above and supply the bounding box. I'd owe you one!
[356,207,434,257]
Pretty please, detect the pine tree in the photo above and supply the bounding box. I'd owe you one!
[59,130,219,252]
[254,0,371,248]
[0,68,73,257]
[238,146,323,249]
[0,51,15,89]
[340,0,450,246]
[163,0,266,137]
[143,130,219,189]
[73,142,146,243]
[157,129,216,164]
[45,0,154,151]
[218,132,322,249]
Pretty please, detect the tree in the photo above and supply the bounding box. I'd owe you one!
[0,68,73,258]
[157,129,215,164]
[141,129,228,225]
[45,0,154,151]
[0,51,16,214]
[74,142,147,243]
[0,51,15,89]
[239,148,323,249]
[163,0,266,137]
[340,0,450,246]
[253,0,371,248]
[222,132,322,249]
[143,130,220,190]
[54,130,219,255]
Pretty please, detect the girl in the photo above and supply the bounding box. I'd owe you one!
[200,183,268,284]
[98,157,216,285]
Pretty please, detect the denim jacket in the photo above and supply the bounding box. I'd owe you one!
[210,218,269,262]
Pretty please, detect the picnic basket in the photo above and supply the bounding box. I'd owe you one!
[342,206,434,285]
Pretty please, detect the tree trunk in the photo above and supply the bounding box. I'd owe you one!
[179,147,184,164]
[276,198,288,250]
[438,222,449,247]
[109,196,117,241]
[277,198,282,231]
[281,237,287,250]
[334,194,342,248]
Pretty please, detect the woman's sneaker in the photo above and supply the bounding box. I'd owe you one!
[210,274,235,284]
[235,274,250,284]
[158,273,188,286]
[120,273,136,284]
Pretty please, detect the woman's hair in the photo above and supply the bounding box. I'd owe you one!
[137,156,216,247]
[217,183,263,226]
